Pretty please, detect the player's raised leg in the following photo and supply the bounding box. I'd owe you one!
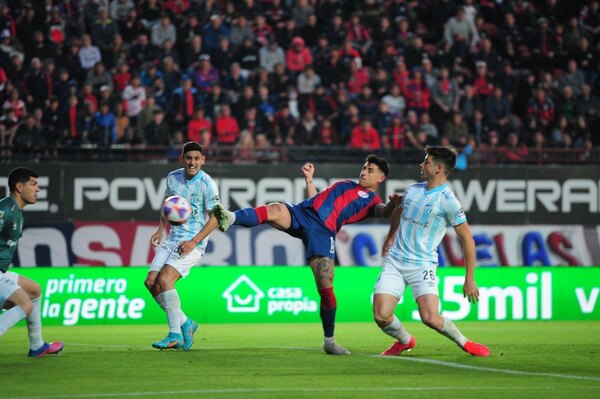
[212,203,292,232]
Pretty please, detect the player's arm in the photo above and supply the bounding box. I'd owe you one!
[382,205,402,257]
[178,213,220,256]
[371,193,403,218]
[301,162,317,198]
[454,221,479,303]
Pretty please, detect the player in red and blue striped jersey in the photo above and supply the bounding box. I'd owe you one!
[211,155,401,355]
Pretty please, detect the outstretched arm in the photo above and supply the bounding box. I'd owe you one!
[454,222,479,303]
[371,193,403,218]
[301,162,317,198]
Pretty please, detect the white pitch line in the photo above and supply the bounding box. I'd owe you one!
[59,343,600,383]
[6,386,599,399]
[379,355,600,382]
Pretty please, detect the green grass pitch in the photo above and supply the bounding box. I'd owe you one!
[1,321,599,399]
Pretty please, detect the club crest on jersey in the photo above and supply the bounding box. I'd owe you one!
[357,190,369,199]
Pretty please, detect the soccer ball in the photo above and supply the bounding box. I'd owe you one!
[162,196,192,225]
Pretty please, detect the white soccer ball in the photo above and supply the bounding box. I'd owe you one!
[162,196,192,225]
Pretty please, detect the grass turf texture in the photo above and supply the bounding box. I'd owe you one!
[1,321,599,399]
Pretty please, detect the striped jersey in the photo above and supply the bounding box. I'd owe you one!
[388,182,466,267]
[300,180,383,232]
[0,196,23,273]
[164,168,220,251]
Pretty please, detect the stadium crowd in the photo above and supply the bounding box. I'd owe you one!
[0,0,598,164]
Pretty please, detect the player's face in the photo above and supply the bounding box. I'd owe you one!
[19,177,39,205]
[420,154,441,181]
[180,151,205,178]
[358,162,385,190]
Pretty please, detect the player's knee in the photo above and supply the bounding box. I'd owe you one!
[28,282,41,299]
[144,277,156,292]
[373,311,392,328]
[420,312,442,330]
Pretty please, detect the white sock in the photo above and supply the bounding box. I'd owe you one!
[438,317,467,347]
[382,315,412,344]
[27,297,44,350]
[156,292,188,327]
[163,289,182,334]
[0,306,26,336]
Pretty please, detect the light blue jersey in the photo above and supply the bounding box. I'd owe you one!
[388,182,466,267]
[165,168,220,251]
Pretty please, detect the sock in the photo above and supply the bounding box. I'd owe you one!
[154,292,166,309]
[156,290,188,326]
[162,289,182,335]
[0,306,26,336]
[382,315,412,344]
[27,297,44,350]
[234,206,269,227]
[178,309,189,326]
[438,317,467,347]
[318,287,337,338]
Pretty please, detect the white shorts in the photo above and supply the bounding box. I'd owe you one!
[0,271,21,309]
[149,241,204,279]
[374,255,439,300]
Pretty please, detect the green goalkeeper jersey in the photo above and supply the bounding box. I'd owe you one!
[0,196,24,273]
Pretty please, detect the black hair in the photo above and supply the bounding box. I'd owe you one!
[365,154,389,176]
[425,146,457,175]
[8,167,38,192]
[182,141,204,155]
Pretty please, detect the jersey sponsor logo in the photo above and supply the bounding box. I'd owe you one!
[357,190,369,199]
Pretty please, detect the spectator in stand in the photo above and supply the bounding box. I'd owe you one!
[558,59,585,96]
[504,132,530,162]
[259,38,285,73]
[140,108,170,146]
[11,114,41,158]
[381,84,406,116]
[233,130,256,164]
[212,37,235,77]
[235,37,260,77]
[556,85,578,125]
[443,7,479,62]
[291,109,318,145]
[286,36,312,79]
[122,75,146,126]
[91,7,118,62]
[404,68,430,116]
[419,112,439,143]
[230,14,255,50]
[187,108,212,143]
[129,33,157,70]
[3,88,26,123]
[92,102,116,146]
[86,62,113,95]
[203,14,230,54]
[382,115,406,150]
[169,75,198,129]
[119,7,146,44]
[152,15,177,49]
[136,95,160,137]
[113,62,132,94]
[24,57,48,111]
[316,118,339,146]
[113,101,131,144]
[349,117,381,151]
[78,34,101,72]
[273,104,296,145]
[60,94,86,146]
[527,86,556,128]
[215,104,240,146]
[443,112,469,147]
[431,66,460,131]
[484,87,511,125]
[192,54,219,95]
[472,60,494,97]
[253,14,275,48]
[529,17,557,73]
[372,101,393,136]
[356,85,378,116]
